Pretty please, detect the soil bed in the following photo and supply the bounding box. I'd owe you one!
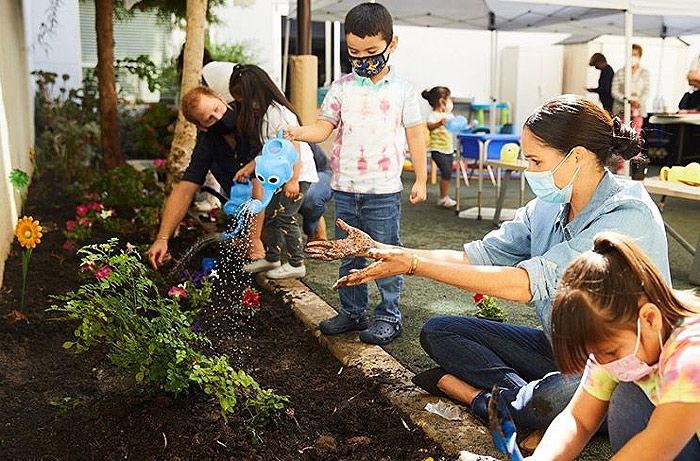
[0,173,447,461]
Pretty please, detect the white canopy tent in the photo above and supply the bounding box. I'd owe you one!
[292,0,700,123]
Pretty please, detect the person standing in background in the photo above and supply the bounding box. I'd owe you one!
[612,44,650,131]
[587,53,614,115]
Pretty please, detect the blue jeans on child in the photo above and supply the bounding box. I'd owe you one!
[609,382,700,460]
[333,191,403,324]
[420,316,580,429]
[300,170,333,236]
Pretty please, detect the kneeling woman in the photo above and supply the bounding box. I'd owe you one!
[532,233,700,460]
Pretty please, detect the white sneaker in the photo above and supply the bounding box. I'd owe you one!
[243,259,281,273]
[437,196,457,208]
[266,263,306,279]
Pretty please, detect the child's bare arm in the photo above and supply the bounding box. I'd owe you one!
[426,119,446,130]
[406,124,428,204]
[285,120,335,144]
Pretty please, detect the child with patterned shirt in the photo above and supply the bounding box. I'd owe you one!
[532,233,700,460]
[286,2,427,345]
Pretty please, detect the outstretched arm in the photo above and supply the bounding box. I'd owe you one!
[285,120,335,144]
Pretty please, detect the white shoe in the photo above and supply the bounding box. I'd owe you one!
[266,263,306,279]
[437,196,457,208]
[243,259,281,273]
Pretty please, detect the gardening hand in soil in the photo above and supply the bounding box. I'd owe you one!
[146,239,172,270]
[333,248,412,289]
[305,219,377,261]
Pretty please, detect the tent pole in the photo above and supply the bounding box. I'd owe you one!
[489,11,498,134]
[624,9,632,123]
[333,21,341,80]
[324,21,332,86]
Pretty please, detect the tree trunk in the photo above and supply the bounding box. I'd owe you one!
[166,0,207,192]
[95,0,122,169]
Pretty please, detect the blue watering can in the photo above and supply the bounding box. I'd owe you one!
[445,115,468,133]
[221,130,297,238]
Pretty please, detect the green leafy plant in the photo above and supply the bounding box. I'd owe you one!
[133,103,176,159]
[9,169,30,192]
[473,293,506,321]
[50,239,287,421]
[89,164,163,209]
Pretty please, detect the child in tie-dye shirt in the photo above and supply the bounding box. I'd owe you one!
[285,2,427,345]
[531,232,700,461]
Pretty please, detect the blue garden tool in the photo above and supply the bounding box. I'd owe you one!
[445,115,468,133]
[488,385,524,461]
[221,130,297,239]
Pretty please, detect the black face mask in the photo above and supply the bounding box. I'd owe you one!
[207,105,236,135]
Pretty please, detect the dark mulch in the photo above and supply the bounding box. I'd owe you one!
[0,172,447,461]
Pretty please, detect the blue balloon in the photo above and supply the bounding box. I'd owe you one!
[445,115,468,133]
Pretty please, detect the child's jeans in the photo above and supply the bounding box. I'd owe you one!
[263,182,310,267]
[333,191,403,324]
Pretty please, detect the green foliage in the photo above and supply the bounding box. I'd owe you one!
[184,278,212,311]
[32,71,101,182]
[50,239,287,420]
[116,55,161,93]
[9,169,30,192]
[208,41,257,65]
[89,164,163,209]
[473,293,506,321]
[133,103,176,159]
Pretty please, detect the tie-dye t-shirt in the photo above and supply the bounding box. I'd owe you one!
[582,315,700,441]
[318,68,423,194]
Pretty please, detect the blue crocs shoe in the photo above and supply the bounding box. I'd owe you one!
[359,320,402,345]
[319,312,369,335]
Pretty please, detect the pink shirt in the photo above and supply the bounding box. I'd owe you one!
[318,69,423,194]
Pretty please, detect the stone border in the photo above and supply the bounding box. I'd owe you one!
[257,275,502,460]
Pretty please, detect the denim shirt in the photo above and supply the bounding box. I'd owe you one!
[464,170,671,336]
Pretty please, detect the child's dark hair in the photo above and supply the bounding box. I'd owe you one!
[421,86,451,109]
[229,64,299,151]
[344,2,393,42]
[551,232,699,375]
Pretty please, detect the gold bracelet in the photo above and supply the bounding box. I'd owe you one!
[157,235,169,241]
[406,254,419,276]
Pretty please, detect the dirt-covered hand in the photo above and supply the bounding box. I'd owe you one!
[332,248,412,288]
[305,219,376,261]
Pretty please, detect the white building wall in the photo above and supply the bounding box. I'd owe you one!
[208,0,288,86]
[24,0,82,92]
[1,0,35,287]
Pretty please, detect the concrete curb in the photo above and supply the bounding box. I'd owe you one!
[257,275,502,460]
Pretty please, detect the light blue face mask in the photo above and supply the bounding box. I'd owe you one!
[524,148,581,203]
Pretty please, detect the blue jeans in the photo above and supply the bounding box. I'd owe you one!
[609,382,700,460]
[334,191,403,324]
[420,316,580,429]
[300,170,333,236]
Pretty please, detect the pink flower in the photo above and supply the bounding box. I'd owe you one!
[473,293,485,304]
[76,204,89,217]
[65,220,77,231]
[88,202,103,211]
[94,265,112,280]
[62,240,75,251]
[168,286,187,299]
[78,217,93,228]
[153,158,167,170]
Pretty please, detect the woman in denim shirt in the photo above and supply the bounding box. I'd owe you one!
[306,95,670,431]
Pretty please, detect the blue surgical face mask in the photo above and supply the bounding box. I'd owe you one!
[524,149,581,203]
[349,41,391,78]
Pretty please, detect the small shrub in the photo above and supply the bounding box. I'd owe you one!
[89,164,163,209]
[51,239,287,421]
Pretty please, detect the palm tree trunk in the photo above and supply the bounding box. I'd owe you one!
[94,0,122,169]
[166,0,207,192]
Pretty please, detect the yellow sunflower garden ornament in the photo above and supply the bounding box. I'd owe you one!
[14,216,43,313]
